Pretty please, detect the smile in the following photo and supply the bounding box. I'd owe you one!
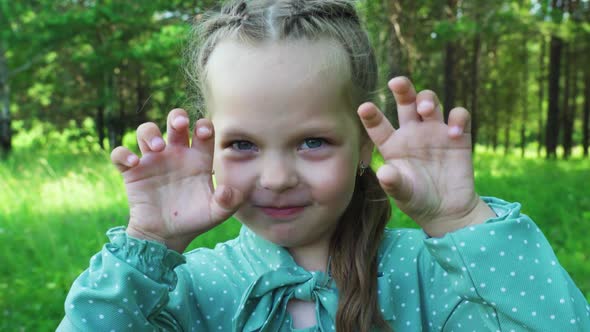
[258,206,306,220]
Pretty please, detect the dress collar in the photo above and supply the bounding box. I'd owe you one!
[237,226,333,279]
[232,226,338,331]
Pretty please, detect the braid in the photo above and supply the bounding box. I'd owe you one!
[330,167,392,332]
[276,0,360,36]
[202,0,249,37]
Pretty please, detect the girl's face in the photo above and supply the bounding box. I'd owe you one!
[208,38,372,254]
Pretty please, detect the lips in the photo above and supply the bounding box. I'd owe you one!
[258,206,305,219]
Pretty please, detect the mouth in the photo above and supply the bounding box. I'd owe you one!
[258,206,306,220]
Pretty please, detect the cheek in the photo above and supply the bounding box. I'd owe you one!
[213,153,257,194]
[304,154,357,203]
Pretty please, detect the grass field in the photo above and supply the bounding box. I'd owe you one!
[1,146,589,331]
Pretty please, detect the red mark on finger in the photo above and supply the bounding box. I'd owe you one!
[174,211,178,217]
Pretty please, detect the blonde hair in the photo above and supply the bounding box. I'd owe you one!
[183,1,392,330]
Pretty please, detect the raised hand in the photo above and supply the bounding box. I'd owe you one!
[110,109,244,252]
[358,77,495,237]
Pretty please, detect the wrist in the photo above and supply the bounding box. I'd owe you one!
[126,224,193,253]
[423,197,496,238]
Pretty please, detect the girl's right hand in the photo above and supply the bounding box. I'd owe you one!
[110,109,244,253]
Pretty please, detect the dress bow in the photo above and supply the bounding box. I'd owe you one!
[232,265,338,331]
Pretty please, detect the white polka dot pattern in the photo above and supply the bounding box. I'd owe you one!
[57,197,590,331]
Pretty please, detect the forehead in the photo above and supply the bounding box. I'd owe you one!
[205,37,351,100]
[206,38,356,133]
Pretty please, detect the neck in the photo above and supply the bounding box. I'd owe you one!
[287,241,331,272]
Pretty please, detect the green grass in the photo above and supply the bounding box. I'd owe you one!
[1,146,589,331]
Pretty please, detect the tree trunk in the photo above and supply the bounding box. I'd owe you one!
[583,68,589,157]
[490,45,499,152]
[503,124,510,156]
[563,0,579,159]
[383,0,411,127]
[135,64,149,125]
[520,38,528,157]
[470,33,481,152]
[118,64,127,146]
[443,0,458,122]
[545,35,562,159]
[105,72,121,150]
[491,82,499,152]
[538,37,546,157]
[562,44,572,159]
[443,44,456,123]
[568,62,578,158]
[545,0,563,159]
[96,75,106,150]
[457,43,469,110]
[0,43,12,156]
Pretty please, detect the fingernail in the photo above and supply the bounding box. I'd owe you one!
[173,116,188,128]
[197,126,211,137]
[150,137,165,149]
[127,155,138,165]
[418,101,434,113]
[388,77,401,86]
[449,126,462,136]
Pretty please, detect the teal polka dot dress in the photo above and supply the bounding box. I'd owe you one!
[58,198,590,331]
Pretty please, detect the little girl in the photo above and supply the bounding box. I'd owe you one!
[59,0,589,331]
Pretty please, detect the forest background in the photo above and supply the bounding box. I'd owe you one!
[1,0,589,330]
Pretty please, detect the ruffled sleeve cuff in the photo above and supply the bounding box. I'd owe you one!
[481,196,521,219]
[103,226,186,291]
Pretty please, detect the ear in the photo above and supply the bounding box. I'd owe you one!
[359,136,374,167]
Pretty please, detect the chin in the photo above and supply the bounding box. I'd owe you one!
[261,222,302,247]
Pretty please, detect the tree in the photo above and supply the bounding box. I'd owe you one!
[545,0,564,159]
[0,38,10,155]
[443,0,458,122]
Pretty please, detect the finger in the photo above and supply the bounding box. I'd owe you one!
[377,163,412,202]
[357,102,396,149]
[137,122,165,154]
[166,108,190,147]
[209,185,244,224]
[110,146,139,173]
[415,90,443,123]
[388,76,420,125]
[447,107,471,138]
[191,118,215,155]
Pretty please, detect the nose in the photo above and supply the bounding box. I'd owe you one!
[258,154,298,192]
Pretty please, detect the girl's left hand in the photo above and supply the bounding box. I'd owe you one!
[358,77,495,237]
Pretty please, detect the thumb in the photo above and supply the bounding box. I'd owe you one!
[209,185,244,224]
[376,163,412,202]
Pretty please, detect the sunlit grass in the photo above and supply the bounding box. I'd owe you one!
[1,145,588,330]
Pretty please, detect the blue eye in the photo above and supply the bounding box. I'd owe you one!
[231,140,257,151]
[299,138,325,150]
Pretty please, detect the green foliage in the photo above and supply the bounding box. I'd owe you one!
[2,0,589,159]
[1,1,589,328]
[11,118,103,154]
[1,136,589,330]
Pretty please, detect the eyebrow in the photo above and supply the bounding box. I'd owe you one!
[217,127,256,138]
[218,124,343,141]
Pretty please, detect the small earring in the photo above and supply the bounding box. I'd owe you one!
[358,161,368,176]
